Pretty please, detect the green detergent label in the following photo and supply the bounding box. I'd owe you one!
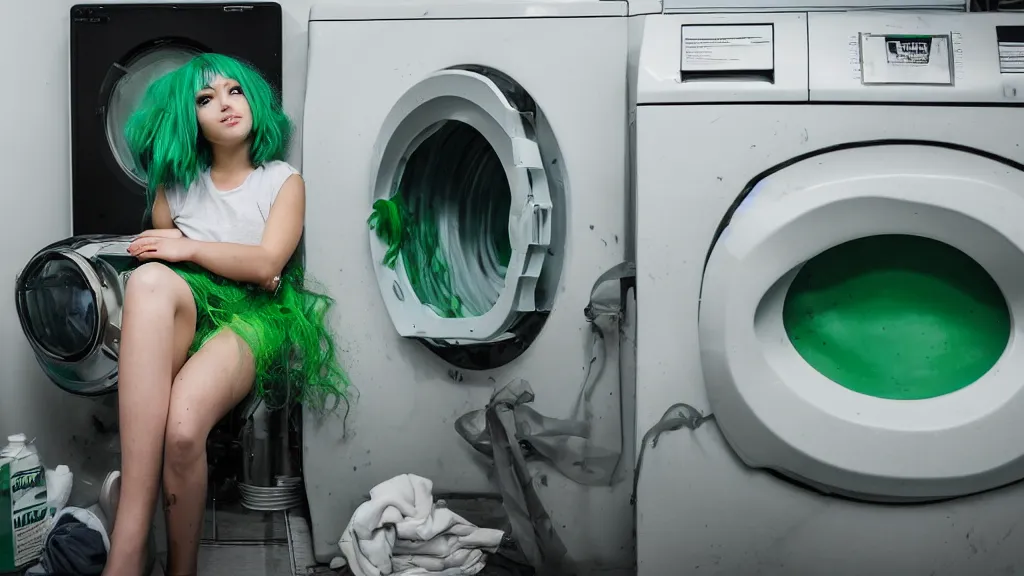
[0,453,48,571]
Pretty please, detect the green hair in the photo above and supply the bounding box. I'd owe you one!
[124,53,292,221]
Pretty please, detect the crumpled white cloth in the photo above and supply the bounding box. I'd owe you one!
[339,474,505,576]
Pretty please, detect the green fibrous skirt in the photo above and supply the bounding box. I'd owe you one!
[167,263,350,413]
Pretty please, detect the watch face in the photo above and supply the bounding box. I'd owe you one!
[105,45,199,187]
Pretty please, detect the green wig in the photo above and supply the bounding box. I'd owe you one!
[123,53,292,221]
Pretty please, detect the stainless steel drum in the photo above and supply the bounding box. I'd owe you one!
[15,235,137,396]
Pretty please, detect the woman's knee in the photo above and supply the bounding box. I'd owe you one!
[125,263,191,310]
[163,418,209,473]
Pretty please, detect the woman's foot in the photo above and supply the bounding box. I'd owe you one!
[99,470,121,531]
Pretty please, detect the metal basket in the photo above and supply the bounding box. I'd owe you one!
[239,399,304,511]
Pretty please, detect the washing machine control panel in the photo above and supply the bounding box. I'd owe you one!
[808,11,1024,103]
[857,33,955,86]
[636,12,808,104]
[679,23,775,82]
[637,11,1024,105]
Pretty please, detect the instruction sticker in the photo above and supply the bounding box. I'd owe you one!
[999,42,1024,73]
[859,34,953,85]
[680,24,774,72]
[997,26,1024,74]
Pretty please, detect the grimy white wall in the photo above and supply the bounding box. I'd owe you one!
[0,0,320,506]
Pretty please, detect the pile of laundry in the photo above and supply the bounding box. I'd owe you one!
[23,506,110,576]
[336,474,506,576]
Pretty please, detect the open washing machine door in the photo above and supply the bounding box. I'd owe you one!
[15,236,137,396]
[368,68,555,342]
[699,143,1024,502]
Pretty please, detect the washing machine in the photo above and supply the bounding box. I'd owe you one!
[301,1,635,572]
[633,8,1024,575]
[69,2,283,236]
[15,235,135,397]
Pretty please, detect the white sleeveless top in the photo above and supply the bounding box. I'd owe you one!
[165,160,299,246]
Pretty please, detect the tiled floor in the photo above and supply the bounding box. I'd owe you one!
[143,494,528,575]
[148,501,309,576]
[203,500,289,541]
[150,542,292,576]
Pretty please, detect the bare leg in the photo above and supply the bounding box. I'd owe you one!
[103,263,196,576]
[163,330,255,575]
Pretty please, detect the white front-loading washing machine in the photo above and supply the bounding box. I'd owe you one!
[301,2,635,572]
[634,8,1024,575]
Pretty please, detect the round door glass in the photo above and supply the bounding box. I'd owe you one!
[20,257,98,359]
[105,45,200,187]
[783,234,1011,400]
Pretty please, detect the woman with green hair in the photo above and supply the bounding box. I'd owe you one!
[99,53,349,576]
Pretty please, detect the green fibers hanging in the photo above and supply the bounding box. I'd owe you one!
[369,121,513,319]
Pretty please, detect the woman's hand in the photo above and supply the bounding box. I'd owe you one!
[128,236,197,263]
[137,228,184,239]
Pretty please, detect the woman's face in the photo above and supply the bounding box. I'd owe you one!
[195,75,253,147]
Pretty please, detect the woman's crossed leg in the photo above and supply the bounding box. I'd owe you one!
[101,262,254,576]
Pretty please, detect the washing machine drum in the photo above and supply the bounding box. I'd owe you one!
[15,236,135,397]
[368,67,557,343]
[699,144,1024,503]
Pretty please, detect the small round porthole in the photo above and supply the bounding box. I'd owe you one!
[15,237,134,397]
[17,254,100,362]
[368,66,567,370]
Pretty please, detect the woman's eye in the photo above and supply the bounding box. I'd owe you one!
[196,96,211,106]
[230,86,243,95]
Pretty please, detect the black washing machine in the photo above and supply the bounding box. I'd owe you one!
[70,2,283,236]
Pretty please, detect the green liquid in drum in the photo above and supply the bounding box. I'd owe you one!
[782,235,1010,400]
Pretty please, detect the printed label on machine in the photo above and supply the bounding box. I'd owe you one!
[997,26,1024,74]
[680,24,774,72]
[999,42,1024,73]
[884,36,933,65]
[859,33,953,85]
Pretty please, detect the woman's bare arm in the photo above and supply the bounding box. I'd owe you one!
[186,173,305,288]
[138,188,183,238]
[152,188,175,229]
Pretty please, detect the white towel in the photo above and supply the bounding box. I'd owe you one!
[339,474,505,576]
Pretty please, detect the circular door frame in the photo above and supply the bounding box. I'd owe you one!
[16,248,108,364]
[699,142,1024,502]
[96,37,208,193]
[368,68,554,342]
[16,236,133,397]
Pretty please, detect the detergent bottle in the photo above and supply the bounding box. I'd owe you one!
[0,434,48,573]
